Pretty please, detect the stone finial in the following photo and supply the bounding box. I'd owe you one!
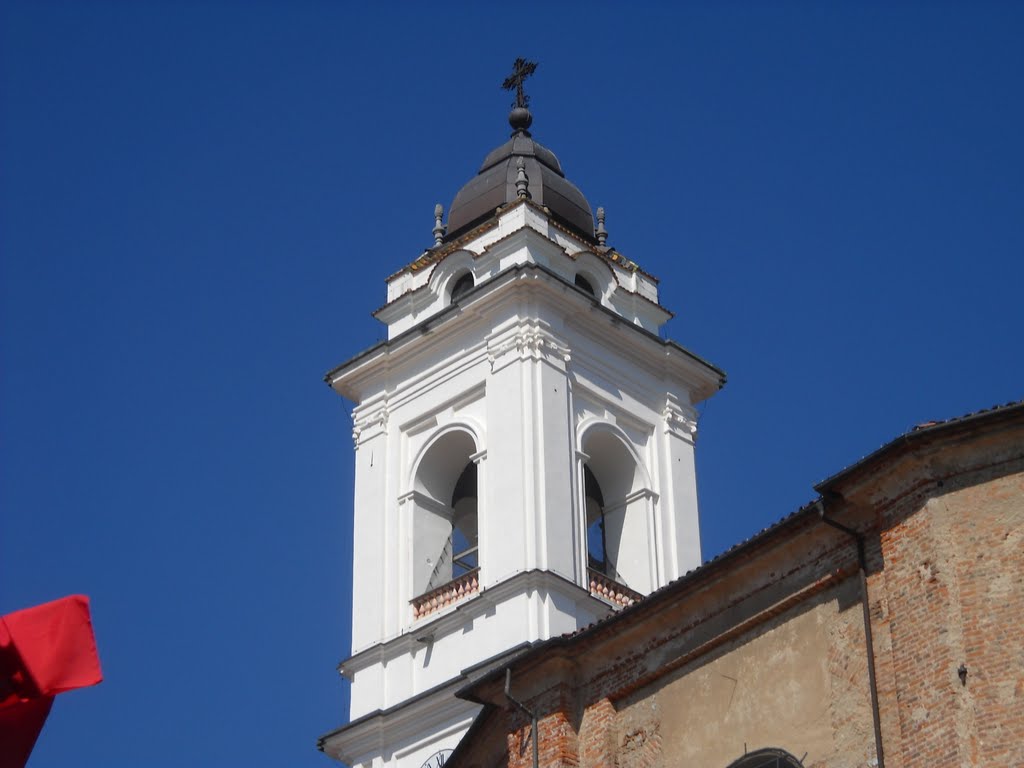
[596,206,608,246]
[515,157,530,199]
[433,203,445,246]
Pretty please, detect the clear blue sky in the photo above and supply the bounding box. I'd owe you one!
[1,3,1021,766]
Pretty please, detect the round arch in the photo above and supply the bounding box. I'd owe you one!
[577,419,652,498]
[725,748,804,768]
[426,250,478,304]
[408,421,483,500]
[408,424,482,597]
[570,250,619,301]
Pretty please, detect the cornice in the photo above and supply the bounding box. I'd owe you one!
[340,569,610,676]
[486,318,572,375]
[566,314,723,405]
[319,679,477,762]
[326,263,725,404]
[385,219,502,283]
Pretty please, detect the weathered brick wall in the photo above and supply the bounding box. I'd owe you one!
[877,465,1024,768]
[577,698,615,768]
[951,470,1024,765]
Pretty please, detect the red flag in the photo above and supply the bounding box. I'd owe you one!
[0,595,102,768]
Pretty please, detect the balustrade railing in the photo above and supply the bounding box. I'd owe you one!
[411,568,480,620]
[588,568,642,608]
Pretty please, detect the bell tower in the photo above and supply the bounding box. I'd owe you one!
[318,62,725,768]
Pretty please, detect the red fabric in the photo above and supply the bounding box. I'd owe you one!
[1,595,102,697]
[0,595,102,768]
[0,696,53,768]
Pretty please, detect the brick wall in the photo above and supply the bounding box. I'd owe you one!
[877,465,1024,767]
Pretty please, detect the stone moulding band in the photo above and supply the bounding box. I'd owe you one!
[411,568,481,620]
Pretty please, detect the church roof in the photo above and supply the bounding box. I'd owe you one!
[448,398,1024,703]
[445,107,596,242]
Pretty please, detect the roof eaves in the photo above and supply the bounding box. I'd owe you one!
[454,398,1024,703]
[316,675,466,750]
[385,219,502,282]
[372,281,430,318]
[815,399,1024,494]
[663,339,727,385]
[459,499,820,695]
[327,263,726,392]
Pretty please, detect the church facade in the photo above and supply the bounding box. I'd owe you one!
[319,64,1024,768]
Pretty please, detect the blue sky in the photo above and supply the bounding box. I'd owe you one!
[1,3,1021,766]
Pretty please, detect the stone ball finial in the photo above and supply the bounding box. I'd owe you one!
[509,106,533,134]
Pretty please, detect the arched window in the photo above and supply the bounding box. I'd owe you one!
[725,748,804,768]
[450,272,474,302]
[574,273,596,297]
[412,430,480,596]
[580,427,653,594]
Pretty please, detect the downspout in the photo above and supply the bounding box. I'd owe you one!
[816,500,885,768]
[503,668,539,768]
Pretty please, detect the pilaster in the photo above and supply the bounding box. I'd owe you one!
[660,393,701,580]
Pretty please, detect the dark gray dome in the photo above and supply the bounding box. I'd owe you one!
[446,113,595,241]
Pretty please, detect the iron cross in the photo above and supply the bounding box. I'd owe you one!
[502,58,538,109]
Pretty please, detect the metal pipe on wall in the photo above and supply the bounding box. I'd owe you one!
[817,501,885,768]
[503,668,539,768]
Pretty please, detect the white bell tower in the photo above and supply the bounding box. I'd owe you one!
[319,63,724,768]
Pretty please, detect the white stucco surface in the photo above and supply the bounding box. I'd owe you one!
[322,205,722,768]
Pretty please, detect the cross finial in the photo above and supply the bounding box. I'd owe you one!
[502,58,538,109]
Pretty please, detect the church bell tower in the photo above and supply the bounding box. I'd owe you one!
[318,61,725,768]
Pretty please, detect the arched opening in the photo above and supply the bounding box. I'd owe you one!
[412,430,479,596]
[581,427,652,595]
[450,272,474,302]
[573,274,598,296]
[574,273,596,297]
[724,748,804,768]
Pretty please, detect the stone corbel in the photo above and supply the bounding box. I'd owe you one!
[352,404,389,447]
[486,334,520,372]
[487,322,571,373]
[663,395,698,441]
[531,328,571,369]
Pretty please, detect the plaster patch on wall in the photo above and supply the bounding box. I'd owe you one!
[646,592,870,768]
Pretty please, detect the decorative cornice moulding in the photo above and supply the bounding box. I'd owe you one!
[487,320,571,374]
[663,395,698,441]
